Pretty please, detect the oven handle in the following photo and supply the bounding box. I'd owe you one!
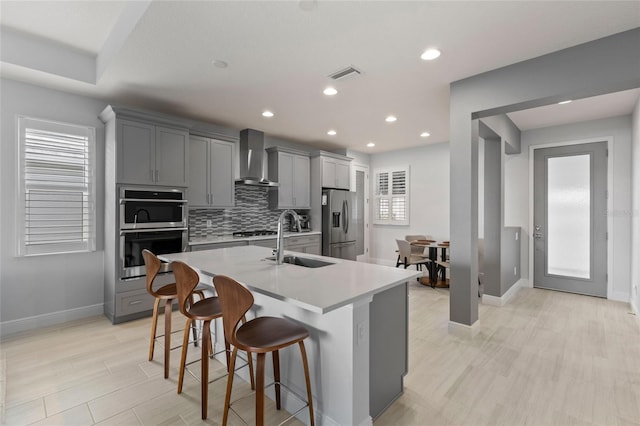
[120,227,188,235]
[119,198,188,204]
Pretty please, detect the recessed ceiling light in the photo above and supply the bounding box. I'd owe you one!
[323,87,338,96]
[212,59,228,68]
[558,100,572,104]
[420,132,431,138]
[327,130,337,136]
[367,142,375,148]
[262,110,274,118]
[421,48,441,61]
[385,115,397,123]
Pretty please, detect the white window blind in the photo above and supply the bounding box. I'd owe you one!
[17,116,96,256]
[374,167,409,225]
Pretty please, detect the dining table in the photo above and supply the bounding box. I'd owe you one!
[410,240,450,287]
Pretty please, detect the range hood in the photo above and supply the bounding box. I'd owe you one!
[235,129,279,187]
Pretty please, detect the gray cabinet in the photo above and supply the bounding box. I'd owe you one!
[267,147,310,209]
[312,152,351,190]
[285,234,321,255]
[117,119,188,186]
[250,238,277,249]
[189,135,235,208]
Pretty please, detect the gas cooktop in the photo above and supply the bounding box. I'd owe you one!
[232,230,277,237]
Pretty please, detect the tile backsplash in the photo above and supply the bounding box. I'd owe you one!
[188,185,304,239]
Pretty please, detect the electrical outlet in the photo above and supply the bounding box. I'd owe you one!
[514,266,517,276]
[206,219,213,228]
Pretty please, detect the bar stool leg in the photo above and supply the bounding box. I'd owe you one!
[201,320,211,420]
[256,352,266,426]
[148,298,161,361]
[222,347,238,426]
[272,350,281,409]
[299,341,315,426]
[164,298,173,379]
[177,318,192,394]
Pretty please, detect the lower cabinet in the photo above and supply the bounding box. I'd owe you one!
[250,238,277,249]
[117,289,156,317]
[285,234,321,255]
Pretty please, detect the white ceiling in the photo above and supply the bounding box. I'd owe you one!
[1,1,639,153]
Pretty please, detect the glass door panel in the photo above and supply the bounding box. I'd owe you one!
[546,154,590,279]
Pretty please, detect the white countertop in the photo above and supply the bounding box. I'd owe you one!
[160,245,420,314]
[189,231,321,246]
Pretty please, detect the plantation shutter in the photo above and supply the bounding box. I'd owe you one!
[373,167,409,225]
[18,116,96,255]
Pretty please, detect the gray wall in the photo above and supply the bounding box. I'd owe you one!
[449,28,640,326]
[632,96,640,314]
[0,79,107,332]
[482,138,501,297]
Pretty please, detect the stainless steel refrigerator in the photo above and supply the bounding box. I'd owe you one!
[322,189,358,260]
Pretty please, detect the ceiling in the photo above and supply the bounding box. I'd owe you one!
[1,1,639,153]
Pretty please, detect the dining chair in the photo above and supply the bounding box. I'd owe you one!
[405,234,432,256]
[143,249,206,379]
[213,274,315,426]
[396,239,430,276]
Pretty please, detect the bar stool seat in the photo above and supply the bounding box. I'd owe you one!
[235,317,309,352]
[214,274,315,426]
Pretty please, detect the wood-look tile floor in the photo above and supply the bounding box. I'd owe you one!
[2,285,640,426]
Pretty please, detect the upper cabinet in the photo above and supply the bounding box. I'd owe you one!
[189,135,235,208]
[114,117,188,187]
[267,147,310,209]
[313,152,352,190]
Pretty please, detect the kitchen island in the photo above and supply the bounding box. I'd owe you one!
[160,246,420,426]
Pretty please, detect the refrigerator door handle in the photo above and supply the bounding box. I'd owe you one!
[342,200,348,233]
[345,199,349,234]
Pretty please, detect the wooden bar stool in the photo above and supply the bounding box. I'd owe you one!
[143,249,205,379]
[213,274,315,426]
[172,261,255,420]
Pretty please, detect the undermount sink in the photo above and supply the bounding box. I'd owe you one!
[266,255,334,268]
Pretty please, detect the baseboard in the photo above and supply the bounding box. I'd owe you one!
[448,319,480,338]
[482,278,526,306]
[609,291,630,303]
[0,303,104,338]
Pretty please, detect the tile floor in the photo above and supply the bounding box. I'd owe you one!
[2,284,640,425]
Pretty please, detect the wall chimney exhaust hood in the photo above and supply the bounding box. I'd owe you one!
[235,129,279,187]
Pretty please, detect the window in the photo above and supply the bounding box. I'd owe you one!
[17,116,96,256]
[373,166,409,225]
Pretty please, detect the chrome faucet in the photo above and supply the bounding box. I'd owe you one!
[274,209,300,265]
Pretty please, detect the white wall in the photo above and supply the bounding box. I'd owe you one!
[369,142,450,265]
[0,79,107,335]
[631,97,640,314]
[504,115,633,301]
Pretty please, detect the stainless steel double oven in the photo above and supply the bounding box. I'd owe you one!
[119,186,188,279]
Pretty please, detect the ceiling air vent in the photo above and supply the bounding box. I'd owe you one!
[329,66,361,80]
